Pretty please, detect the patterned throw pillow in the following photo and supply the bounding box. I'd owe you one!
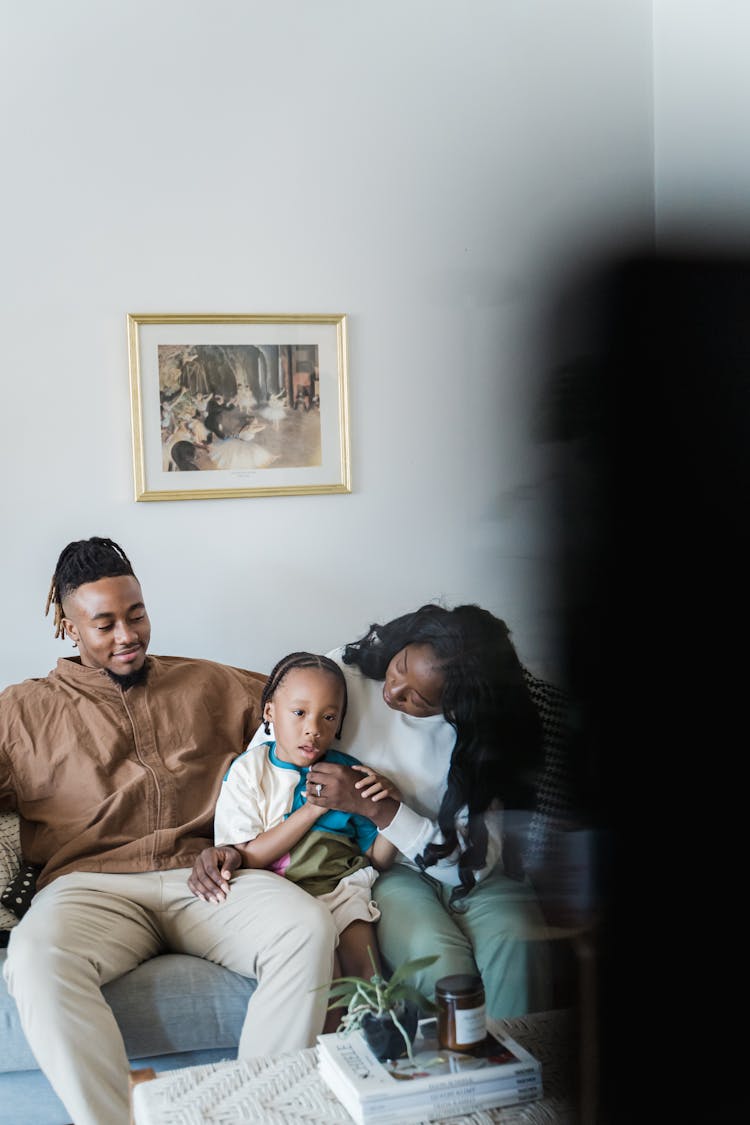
[1,862,40,920]
[0,811,23,932]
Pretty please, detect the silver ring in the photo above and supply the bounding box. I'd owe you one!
[316,783,323,797]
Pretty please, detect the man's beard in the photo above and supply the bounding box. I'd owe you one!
[105,662,149,691]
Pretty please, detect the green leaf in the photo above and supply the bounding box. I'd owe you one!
[381,982,410,1004]
[324,974,379,989]
[325,985,360,1006]
[386,954,439,989]
[311,953,442,1020]
[395,982,438,1013]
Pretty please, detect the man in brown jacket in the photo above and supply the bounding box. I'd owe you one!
[0,537,335,1125]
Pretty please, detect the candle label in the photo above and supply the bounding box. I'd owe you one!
[454,1002,486,1045]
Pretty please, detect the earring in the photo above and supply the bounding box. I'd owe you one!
[263,719,271,735]
[71,641,78,648]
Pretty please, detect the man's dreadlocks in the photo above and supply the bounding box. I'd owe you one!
[44,537,136,639]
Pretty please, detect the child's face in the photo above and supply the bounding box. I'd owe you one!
[264,667,344,769]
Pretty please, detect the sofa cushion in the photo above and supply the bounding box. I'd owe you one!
[0,949,256,1074]
[112,953,256,1058]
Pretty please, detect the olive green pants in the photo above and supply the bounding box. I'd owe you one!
[374,863,552,1019]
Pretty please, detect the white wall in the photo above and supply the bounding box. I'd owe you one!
[0,1,653,690]
[654,0,750,245]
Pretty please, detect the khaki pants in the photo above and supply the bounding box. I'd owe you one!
[3,868,335,1125]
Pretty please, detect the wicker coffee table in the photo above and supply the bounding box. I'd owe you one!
[131,1009,579,1124]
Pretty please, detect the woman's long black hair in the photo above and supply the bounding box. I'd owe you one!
[342,603,542,902]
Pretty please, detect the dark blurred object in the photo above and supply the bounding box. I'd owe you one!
[535,244,749,1121]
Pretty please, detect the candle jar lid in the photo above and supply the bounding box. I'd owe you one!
[435,974,484,1000]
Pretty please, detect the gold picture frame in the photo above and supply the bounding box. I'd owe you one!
[127,313,351,501]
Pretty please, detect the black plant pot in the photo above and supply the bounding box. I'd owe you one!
[361,1004,419,1061]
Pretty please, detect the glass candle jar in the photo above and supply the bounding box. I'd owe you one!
[435,974,486,1051]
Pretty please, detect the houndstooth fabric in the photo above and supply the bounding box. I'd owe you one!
[522,669,576,870]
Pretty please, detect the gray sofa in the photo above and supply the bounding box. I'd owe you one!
[0,947,255,1125]
[0,671,577,1125]
[0,812,258,1125]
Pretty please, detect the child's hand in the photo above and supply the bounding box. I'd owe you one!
[302,789,328,819]
[350,764,402,804]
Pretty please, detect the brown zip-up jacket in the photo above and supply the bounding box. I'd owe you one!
[0,654,266,890]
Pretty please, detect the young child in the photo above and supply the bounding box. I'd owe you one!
[213,651,398,1024]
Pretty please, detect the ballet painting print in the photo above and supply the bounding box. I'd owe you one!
[128,314,351,501]
[158,344,321,473]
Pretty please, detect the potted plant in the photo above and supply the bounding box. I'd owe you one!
[317,948,439,1062]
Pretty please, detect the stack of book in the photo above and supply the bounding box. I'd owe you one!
[317,1018,543,1125]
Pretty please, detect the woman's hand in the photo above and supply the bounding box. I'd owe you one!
[350,763,402,804]
[306,761,400,828]
[187,844,242,904]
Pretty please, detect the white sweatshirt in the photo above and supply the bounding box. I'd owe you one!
[327,648,504,886]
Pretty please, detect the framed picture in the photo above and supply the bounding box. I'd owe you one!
[127,313,351,501]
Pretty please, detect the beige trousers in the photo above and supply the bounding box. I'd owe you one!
[3,867,335,1125]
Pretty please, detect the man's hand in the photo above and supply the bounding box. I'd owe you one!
[306,761,399,829]
[187,845,242,904]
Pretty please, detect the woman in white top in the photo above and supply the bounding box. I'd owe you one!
[189,603,552,1020]
[306,603,551,1020]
